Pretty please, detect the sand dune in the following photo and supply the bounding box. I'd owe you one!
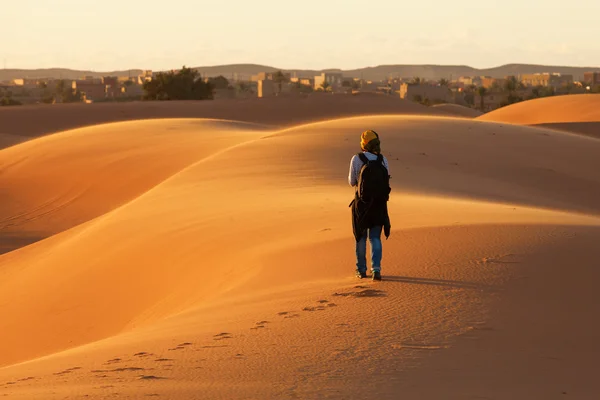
[478,94,600,138]
[478,94,600,124]
[0,94,444,141]
[0,119,266,255]
[432,103,483,118]
[1,115,600,399]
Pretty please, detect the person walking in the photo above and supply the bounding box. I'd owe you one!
[348,130,391,281]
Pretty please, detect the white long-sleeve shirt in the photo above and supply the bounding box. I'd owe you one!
[348,152,390,187]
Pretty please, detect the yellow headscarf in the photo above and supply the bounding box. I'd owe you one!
[360,130,380,152]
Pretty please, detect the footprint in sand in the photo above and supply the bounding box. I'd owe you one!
[251,320,270,329]
[139,375,166,380]
[54,367,82,376]
[155,358,173,362]
[284,314,300,319]
[213,333,233,340]
[134,352,153,358]
[91,367,145,373]
[333,289,386,298]
[112,367,145,372]
[17,377,36,382]
[177,342,193,347]
[168,346,185,351]
[105,358,122,365]
[278,311,290,316]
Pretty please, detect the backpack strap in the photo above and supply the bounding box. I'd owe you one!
[376,154,384,163]
[357,153,368,164]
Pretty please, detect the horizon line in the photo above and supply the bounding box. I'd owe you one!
[2,62,600,74]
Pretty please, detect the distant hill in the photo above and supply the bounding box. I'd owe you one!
[479,64,598,81]
[341,64,598,81]
[0,68,144,81]
[1,63,598,82]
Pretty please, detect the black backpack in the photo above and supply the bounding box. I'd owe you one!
[356,153,390,202]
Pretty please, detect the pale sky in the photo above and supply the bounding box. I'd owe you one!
[2,0,599,71]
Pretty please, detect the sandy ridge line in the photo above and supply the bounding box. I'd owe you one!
[0,117,270,155]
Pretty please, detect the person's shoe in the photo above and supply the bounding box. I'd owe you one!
[372,271,382,281]
[356,270,367,279]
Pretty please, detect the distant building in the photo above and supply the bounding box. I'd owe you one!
[142,70,153,81]
[103,76,123,98]
[583,72,600,86]
[400,83,450,102]
[457,76,474,86]
[474,92,510,112]
[290,77,314,86]
[481,77,507,89]
[252,71,290,83]
[252,72,269,82]
[474,89,532,112]
[520,73,573,88]
[314,72,343,91]
[76,79,106,101]
[123,84,144,98]
[257,79,275,98]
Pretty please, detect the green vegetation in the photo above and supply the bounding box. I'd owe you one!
[292,81,313,93]
[0,96,22,106]
[412,94,432,106]
[0,89,22,106]
[272,71,288,94]
[143,66,214,100]
[477,86,487,111]
[319,80,331,92]
[56,80,83,103]
[207,75,230,90]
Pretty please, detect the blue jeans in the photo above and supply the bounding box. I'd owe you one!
[356,225,382,273]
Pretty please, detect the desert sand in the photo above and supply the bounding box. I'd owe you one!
[433,103,483,118]
[1,96,600,399]
[479,94,600,138]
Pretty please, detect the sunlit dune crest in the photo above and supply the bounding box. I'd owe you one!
[432,103,483,118]
[478,94,600,138]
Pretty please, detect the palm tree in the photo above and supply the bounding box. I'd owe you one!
[438,78,449,87]
[477,87,488,111]
[504,76,519,93]
[272,71,287,94]
[412,76,422,85]
[320,80,331,92]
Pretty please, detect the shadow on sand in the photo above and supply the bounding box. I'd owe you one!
[382,276,493,291]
